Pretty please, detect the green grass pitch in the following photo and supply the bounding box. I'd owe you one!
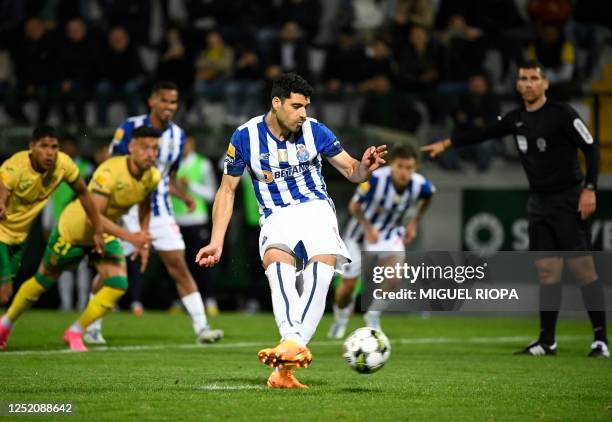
[2,311,611,420]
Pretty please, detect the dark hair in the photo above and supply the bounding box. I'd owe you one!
[152,80,178,95]
[270,73,313,101]
[391,144,417,161]
[32,125,57,142]
[519,59,546,78]
[132,126,161,139]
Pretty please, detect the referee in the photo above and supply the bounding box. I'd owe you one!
[422,60,608,358]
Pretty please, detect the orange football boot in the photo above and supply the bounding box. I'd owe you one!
[257,340,312,368]
[267,368,309,389]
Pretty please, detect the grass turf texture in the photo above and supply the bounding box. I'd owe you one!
[2,311,611,421]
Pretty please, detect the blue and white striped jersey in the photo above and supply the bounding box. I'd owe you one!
[224,115,344,218]
[109,114,186,218]
[344,166,435,243]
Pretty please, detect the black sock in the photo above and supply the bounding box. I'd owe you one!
[580,280,608,344]
[539,283,562,345]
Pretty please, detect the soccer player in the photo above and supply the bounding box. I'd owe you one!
[0,126,160,351]
[422,59,608,358]
[196,73,387,388]
[328,145,435,338]
[89,81,223,344]
[0,125,103,308]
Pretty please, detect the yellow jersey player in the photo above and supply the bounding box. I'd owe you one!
[0,125,103,306]
[0,126,161,351]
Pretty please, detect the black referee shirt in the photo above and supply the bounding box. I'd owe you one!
[452,99,599,194]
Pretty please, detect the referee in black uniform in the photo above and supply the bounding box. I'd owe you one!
[422,60,608,358]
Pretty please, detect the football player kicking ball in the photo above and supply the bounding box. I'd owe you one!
[196,73,387,388]
[328,145,435,338]
[0,125,103,311]
[0,126,160,351]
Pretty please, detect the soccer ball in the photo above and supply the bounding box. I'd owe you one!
[342,327,391,374]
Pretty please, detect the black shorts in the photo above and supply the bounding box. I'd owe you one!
[527,185,591,254]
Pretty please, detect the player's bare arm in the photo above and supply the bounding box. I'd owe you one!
[404,197,432,245]
[134,192,153,272]
[328,146,388,183]
[169,170,196,212]
[195,174,241,267]
[0,178,7,221]
[348,199,378,244]
[90,192,153,252]
[71,177,105,255]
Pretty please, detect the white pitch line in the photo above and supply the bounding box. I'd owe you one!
[196,384,265,391]
[0,335,589,357]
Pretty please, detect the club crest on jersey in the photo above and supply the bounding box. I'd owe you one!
[297,144,310,162]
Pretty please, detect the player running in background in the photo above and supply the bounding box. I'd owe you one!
[87,81,223,345]
[0,126,160,351]
[328,145,435,338]
[196,73,387,388]
[423,60,608,358]
[0,125,103,309]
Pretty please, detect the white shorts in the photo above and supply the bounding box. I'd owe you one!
[121,205,185,255]
[258,199,351,273]
[343,231,405,279]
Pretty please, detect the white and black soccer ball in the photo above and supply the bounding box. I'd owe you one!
[342,327,391,374]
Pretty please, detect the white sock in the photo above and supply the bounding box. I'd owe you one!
[58,271,74,311]
[364,310,382,328]
[181,291,208,334]
[265,262,304,345]
[1,315,13,328]
[300,261,335,344]
[69,322,83,333]
[86,293,103,332]
[76,259,91,311]
[333,302,352,324]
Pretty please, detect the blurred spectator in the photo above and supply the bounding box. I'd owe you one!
[95,26,144,125]
[352,0,389,43]
[193,30,234,102]
[527,0,571,26]
[440,73,501,171]
[571,0,611,80]
[101,0,152,45]
[7,17,56,124]
[439,14,486,82]
[360,39,421,132]
[323,28,366,94]
[391,0,433,29]
[156,26,193,94]
[224,42,264,125]
[395,24,443,93]
[264,21,310,83]
[526,23,576,97]
[277,0,322,41]
[56,18,94,126]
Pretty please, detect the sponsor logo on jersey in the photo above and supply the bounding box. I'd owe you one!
[261,163,311,183]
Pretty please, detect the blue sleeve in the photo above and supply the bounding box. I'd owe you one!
[314,122,343,158]
[419,178,435,199]
[352,175,378,204]
[170,130,186,173]
[223,129,246,176]
[109,120,134,156]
